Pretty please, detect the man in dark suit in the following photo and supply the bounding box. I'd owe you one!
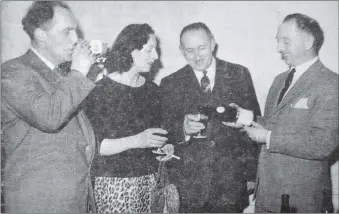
[227,13,338,213]
[160,22,261,213]
[1,1,97,212]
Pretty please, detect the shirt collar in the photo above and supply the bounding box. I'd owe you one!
[31,47,56,70]
[292,56,319,74]
[193,57,216,81]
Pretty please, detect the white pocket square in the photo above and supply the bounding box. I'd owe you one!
[292,98,308,109]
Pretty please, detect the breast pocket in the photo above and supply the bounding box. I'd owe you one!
[286,107,310,126]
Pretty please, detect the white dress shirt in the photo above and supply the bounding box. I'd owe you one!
[193,57,216,91]
[184,58,216,142]
[282,56,319,100]
[266,56,319,149]
[31,47,56,70]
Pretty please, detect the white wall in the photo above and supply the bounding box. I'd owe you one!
[2,1,338,111]
[1,1,338,211]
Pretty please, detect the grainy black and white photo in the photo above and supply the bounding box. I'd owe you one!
[1,1,338,213]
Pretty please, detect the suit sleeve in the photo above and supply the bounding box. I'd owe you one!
[238,66,262,182]
[238,67,262,118]
[269,81,338,160]
[1,65,95,132]
[159,78,186,144]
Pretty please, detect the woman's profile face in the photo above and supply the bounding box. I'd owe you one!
[131,34,158,72]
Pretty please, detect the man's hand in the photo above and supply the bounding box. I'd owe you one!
[183,114,206,135]
[71,40,95,77]
[247,181,256,195]
[222,103,254,128]
[243,121,268,143]
[222,121,244,128]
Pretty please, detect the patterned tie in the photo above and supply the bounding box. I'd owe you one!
[53,66,67,76]
[54,62,71,76]
[201,70,211,92]
[277,68,296,105]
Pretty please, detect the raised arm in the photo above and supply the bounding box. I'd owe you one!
[1,65,94,132]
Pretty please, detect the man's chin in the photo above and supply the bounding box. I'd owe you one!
[193,66,208,71]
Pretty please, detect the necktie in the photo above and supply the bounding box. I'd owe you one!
[277,68,296,105]
[53,66,67,76]
[201,70,211,92]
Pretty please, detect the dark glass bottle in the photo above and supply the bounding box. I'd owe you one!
[198,105,238,123]
[280,194,291,213]
[321,189,334,213]
[215,105,238,122]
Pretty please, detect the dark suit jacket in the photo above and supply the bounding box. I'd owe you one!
[255,60,338,212]
[1,50,96,213]
[160,58,261,210]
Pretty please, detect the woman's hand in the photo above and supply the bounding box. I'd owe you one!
[134,128,168,149]
[156,144,175,162]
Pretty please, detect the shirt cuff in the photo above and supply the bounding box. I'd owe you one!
[185,134,191,142]
[266,131,272,150]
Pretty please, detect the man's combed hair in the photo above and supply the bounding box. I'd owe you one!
[105,23,155,74]
[180,22,214,45]
[284,13,324,55]
[22,1,70,40]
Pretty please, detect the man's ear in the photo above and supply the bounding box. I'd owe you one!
[179,45,184,55]
[304,34,315,50]
[211,38,216,50]
[34,28,47,43]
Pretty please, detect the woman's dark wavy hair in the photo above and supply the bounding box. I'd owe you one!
[283,13,324,55]
[105,23,155,74]
[22,1,70,41]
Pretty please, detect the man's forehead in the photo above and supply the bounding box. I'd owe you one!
[277,21,298,36]
[181,29,211,46]
[182,29,209,38]
[51,6,78,28]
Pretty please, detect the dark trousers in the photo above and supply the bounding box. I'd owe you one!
[180,203,244,213]
[255,203,276,213]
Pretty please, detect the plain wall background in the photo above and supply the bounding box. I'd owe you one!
[1,1,338,211]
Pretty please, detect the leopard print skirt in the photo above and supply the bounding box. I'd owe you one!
[94,174,156,213]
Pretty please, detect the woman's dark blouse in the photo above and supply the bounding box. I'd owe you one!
[83,76,162,178]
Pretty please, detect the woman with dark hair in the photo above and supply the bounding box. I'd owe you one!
[83,24,174,213]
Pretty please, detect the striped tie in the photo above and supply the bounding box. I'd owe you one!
[201,70,211,92]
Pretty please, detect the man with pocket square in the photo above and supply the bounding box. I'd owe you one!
[224,13,338,213]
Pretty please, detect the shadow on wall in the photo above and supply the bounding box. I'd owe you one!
[329,146,339,166]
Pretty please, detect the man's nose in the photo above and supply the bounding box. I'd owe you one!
[194,50,201,60]
[276,42,283,53]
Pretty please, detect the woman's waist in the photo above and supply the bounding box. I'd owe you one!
[92,152,158,177]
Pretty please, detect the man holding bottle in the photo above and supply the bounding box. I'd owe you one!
[225,13,338,213]
[160,22,261,213]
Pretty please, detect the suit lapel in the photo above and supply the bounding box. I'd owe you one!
[266,72,288,118]
[184,65,205,95]
[23,50,62,84]
[213,58,232,98]
[269,60,324,118]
